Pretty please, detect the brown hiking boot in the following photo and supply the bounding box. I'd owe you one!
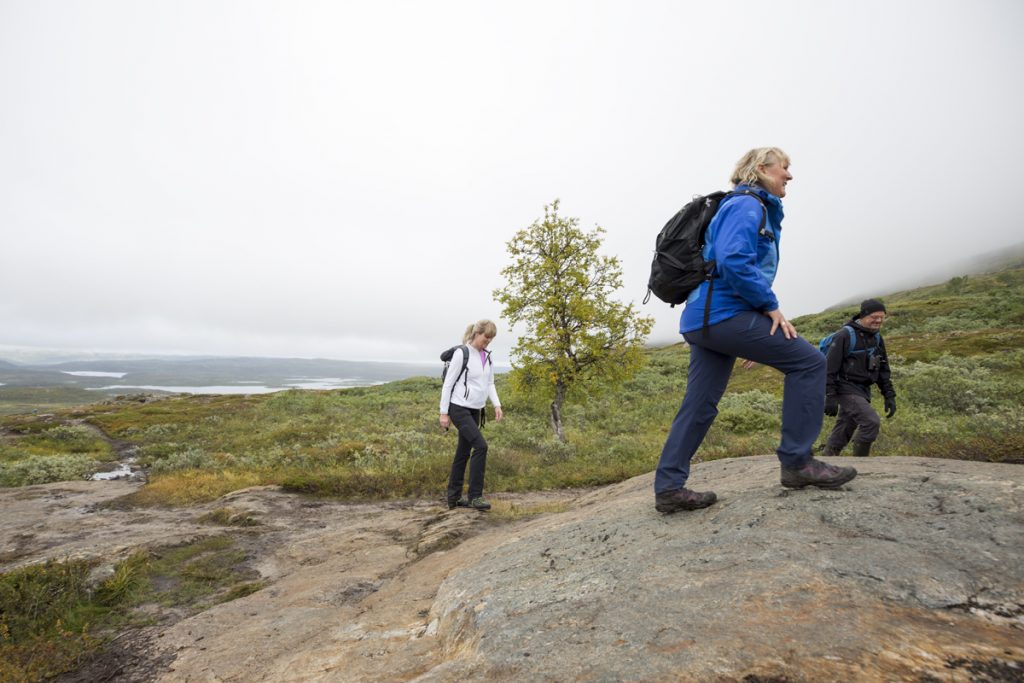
[781,457,857,489]
[655,488,717,513]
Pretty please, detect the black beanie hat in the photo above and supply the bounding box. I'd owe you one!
[858,298,887,318]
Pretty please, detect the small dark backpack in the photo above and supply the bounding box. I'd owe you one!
[644,190,767,326]
[440,345,470,390]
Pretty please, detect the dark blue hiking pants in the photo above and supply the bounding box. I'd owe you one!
[654,311,826,494]
[447,404,487,502]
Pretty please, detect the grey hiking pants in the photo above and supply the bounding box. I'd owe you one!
[826,392,881,450]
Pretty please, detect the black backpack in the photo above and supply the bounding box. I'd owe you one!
[440,345,470,389]
[644,190,767,327]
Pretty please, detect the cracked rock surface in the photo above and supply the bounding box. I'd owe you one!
[2,456,1022,681]
[423,456,1023,682]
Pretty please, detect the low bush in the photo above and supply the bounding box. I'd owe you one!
[716,390,782,434]
[897,354,1005,415]
[0,454,99,487]
[0,559,104,681]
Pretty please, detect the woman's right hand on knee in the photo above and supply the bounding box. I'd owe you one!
[765,309,797,340]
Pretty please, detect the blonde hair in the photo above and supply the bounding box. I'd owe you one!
[730,147,791,188]
[462,319,497,344]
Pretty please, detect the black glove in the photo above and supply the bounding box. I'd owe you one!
[824,395,839,417]
[884,396,897,419]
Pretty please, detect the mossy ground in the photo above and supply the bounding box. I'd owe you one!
[0,536,259,682]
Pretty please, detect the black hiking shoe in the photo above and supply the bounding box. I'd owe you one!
[852,441,872,457]
[467,497,491,511]
[780,457,857,489]
[654,488,717,513]
[821,444,842,457]
[447,497,469,510]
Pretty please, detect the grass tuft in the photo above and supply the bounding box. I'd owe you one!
[0,536,262,681]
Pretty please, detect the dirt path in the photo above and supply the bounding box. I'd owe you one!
[0,479,582,682]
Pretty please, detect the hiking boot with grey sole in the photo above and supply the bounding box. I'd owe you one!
[655,488,717,513]
[852,441,872,457]
[781,457,857,489]
[447,497,469,510]
[467,497,491,511]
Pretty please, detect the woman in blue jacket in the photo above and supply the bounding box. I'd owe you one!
[654,148,858,514]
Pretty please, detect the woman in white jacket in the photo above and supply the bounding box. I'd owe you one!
[440,319,503,510]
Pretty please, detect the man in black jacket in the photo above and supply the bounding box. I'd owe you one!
[822,298,896,457]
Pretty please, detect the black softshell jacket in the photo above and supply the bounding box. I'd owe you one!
[825,320,896,400]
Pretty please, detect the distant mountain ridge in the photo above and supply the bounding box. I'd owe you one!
[0,356,439,393]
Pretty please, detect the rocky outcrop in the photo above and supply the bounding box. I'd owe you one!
[421,456,1023,682]
[3,456,1022,681]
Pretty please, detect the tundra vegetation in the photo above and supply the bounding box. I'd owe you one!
[0,537,261,682]
[1,264,1022,680]
[1,265,1022,502]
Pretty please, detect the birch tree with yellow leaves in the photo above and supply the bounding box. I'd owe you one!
[494,200,654,442]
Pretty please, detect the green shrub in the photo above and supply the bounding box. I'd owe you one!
[39,425,103,452]
[0,454,99,487]
[897,354,1001,414]
[715,390,782,434]
[147,446,213,474]
[0,559,104,681]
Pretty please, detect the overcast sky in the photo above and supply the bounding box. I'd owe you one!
[2,0,1022,364]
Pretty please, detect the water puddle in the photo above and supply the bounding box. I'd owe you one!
[91,460,140,481]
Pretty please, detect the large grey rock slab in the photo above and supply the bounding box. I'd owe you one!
[0,480,212,570]
[423,456,1024,681]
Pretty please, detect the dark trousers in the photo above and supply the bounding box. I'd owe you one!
[447,404,487,502]
[655,311,826,493]
[826,392,881,450]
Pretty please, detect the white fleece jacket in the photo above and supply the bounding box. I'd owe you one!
[439,345,501,414]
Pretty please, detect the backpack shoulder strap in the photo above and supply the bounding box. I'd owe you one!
[844,325,857,353]
[725,190,769,239]
[448,345,472,400]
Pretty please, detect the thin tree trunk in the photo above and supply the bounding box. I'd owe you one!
[550,380,566,442]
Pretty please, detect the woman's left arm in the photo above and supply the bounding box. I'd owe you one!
[488,365,503,422]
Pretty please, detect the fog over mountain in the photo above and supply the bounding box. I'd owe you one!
[3,1,1022,362]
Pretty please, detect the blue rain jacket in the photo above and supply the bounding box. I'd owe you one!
[679,184,784,333]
